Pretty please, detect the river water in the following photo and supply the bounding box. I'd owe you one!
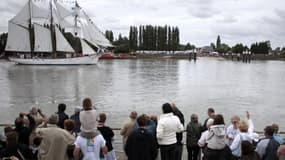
[0,58,285,131]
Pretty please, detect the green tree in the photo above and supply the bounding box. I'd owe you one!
[105,30,114,42]
[0,33,8,52]
[216,35,221,51]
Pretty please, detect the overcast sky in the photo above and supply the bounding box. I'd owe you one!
[1,0,285,48]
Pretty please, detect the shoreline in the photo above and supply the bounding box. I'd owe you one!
[1,54,285,61]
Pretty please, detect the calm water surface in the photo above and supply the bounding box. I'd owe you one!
[0,58,285,131]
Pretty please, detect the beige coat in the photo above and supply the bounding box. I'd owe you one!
[120,119,136,145]
[37,125,75,160]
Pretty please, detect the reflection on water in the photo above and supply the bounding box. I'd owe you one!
[0,58,285,131]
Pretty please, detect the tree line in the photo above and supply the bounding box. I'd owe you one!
[0,30,284,56]
[213,35,276,55]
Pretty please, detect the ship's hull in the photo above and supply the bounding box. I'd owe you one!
[9,54,100,65]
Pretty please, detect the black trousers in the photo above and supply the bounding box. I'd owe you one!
[174,143,183,160]
[187,146,200,160]
[160,144,176,160]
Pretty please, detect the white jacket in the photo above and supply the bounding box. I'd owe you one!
[156,113,184,145]
[207,124,226,150]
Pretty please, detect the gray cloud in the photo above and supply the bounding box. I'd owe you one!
[0,0,285,48]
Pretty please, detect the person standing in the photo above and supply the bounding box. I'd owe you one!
[202,108,215,131]
[186,114,202,160]
[125,115,157,160]
[226,115,240,146]
[156,103,184,160]
[70,106,81,135]
[14,112,36,146]
[97,113,116,160]
[255,125,280,160]
[56,103,69,129]
[204,114,228,160]
[36,114,75,160]
[120,111,137,146]
[230,120,254,159]
[171,103,185,160]
[272,123,284,145]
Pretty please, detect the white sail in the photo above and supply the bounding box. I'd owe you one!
[81,13,112,47]
[34,24,52,52]
[54,2,73,27]
[31,1,50,20]
[81,39,95,55]
[10,2,30,28]
[5,22,31,52]
[55,26,74,52]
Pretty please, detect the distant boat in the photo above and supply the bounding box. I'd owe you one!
[99,53,130,59]
[5,0,112,65]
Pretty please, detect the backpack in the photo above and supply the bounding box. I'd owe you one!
[262,138,280,160]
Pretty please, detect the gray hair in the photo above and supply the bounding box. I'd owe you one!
[48,114,59,124]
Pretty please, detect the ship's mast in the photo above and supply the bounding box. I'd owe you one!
[74,1,79,37]
[50,0,57,57]
[28,0,34,57]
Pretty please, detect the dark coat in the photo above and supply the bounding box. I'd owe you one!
[0,144,32,160]
[173,108,184,144]
[14,114,36,146]
[125,128,157,160]
[56,111,69,129]
[70,112,81,133]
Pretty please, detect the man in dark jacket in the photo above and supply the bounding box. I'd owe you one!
[14,112,36,146]
[125,115,157,160]
[56,103,69,129]
[172,103,185,160]
[70,106,81,134]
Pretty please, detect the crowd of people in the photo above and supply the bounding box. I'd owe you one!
[0,98,284,160]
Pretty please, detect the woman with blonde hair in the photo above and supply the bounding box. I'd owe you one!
[230,112,255,159]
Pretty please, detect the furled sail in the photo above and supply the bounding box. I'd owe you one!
[55,26,74,52]
[5,22,31,52]
[80,39,95,55]
[34,24,52,52]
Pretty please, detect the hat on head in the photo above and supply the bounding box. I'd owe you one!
[74,106,81,113]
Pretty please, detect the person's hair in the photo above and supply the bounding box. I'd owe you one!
[272,123,279,133]
[239,120,249,132]
[213,114,225,125]
[83,98,92,110]
[49,114,59,124]
[137,115,147,127]
[58,103,66,112]
[208,108,215,113]
[191,114,198,123]
[129,111,138,119]
[150,115,157,123]
[6,131,19,145]
[264,125,275,136]
[231,115,240,124]
[162,103,173,114]
[33,136,42,147]
[4,126,13,136]
[14,117,24,128]
[98,113,107,123]
[241,140,255,155]
[64,119,75,132]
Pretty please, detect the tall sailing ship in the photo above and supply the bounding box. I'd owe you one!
[5,0,112,65]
